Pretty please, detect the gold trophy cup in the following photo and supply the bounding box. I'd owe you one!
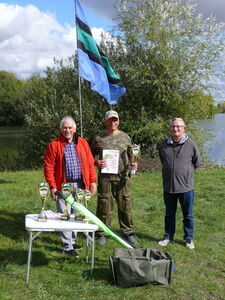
[131,144,140,178]
[75,188,85,221]
[37,182,49,222]
[61,183,71,220]
[84,190,92,207]
[83,190,92,223]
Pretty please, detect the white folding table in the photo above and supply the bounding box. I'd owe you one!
[25,214,98,282]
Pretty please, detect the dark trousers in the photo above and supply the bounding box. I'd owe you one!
[96,178,134,237]
[163,190,194,241]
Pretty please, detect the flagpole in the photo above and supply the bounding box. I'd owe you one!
[78,75,83,137]
[75,0,83,137]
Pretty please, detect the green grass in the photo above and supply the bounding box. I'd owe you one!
[0,169,224,299]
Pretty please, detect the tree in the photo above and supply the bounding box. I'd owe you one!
[0,71,25,125]
[88,0,223,156]
[113,0,225,121]
[217,101,225,113]
[22,56,107,168]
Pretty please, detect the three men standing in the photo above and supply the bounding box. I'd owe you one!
[158,118,201,249]
[44,114,199,252]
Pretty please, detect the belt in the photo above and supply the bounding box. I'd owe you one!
[66,178,83,183]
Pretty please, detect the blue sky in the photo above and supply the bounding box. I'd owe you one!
[0,0,224,100]
[2,0,115,30]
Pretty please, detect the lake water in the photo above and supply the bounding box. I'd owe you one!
[197,113,225,166]
[0,127,24,155]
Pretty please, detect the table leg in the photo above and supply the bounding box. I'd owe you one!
[86,231,89,263]
[91,231,95,275]
[26,231,41,282]
[26,232,33,282]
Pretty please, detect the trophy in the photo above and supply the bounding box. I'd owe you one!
[37,182,49,222]
[75,188,85,221]
[131,144,140,178]
[61,183,71,220]
[84,190,92,207]
[83,190,92,223]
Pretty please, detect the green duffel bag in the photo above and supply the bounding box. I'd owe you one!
[109,248,173,287]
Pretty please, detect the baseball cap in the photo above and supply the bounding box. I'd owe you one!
[104,110,119,120]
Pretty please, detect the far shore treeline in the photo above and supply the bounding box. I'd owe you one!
[1,0,225,171]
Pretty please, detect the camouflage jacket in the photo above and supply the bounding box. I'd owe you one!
[91,130,132,181]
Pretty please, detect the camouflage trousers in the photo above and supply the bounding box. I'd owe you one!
[96,178,134,237]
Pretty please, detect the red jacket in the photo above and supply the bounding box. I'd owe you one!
[44,135,96,191]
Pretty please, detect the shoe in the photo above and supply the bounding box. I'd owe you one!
[186,240,195,249]
[158,239,170,246]
[124,235,138,245]
[62,249,79,257]
[73,243,82,250]
[97,236,106,245]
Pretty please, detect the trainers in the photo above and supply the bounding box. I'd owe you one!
[124,235,138,245]
[158,239,170,246]
[62,249,79,257]
[186,240,195,249]
[73,243,82,250]
[97,236,106,245]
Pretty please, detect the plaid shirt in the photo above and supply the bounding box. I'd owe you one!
[64,141,82,182]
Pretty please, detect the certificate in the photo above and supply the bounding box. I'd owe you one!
[101,149,119,174]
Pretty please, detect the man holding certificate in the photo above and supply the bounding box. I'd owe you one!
[91,110,138,246]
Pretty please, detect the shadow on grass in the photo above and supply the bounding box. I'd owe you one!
[111,229,160,245]
[0,249,48,266]
[82,266,113,285]
[0,210,26,240]
[0,179,15,184]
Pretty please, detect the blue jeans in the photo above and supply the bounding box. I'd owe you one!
[163,190,194,241]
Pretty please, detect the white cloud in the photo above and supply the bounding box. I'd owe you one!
[0,3,76,78]
[0,3,112,79]
[91,27,112,44]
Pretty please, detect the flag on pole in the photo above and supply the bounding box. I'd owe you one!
[75,0,126,105]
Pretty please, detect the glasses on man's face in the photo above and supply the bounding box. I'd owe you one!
[170,125,184,129]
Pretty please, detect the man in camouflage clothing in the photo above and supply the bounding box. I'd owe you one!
[91,110,138,245]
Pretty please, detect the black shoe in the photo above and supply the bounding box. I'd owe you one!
[73,243,83,250]
[62,249,79,257]
[124,235,138,245]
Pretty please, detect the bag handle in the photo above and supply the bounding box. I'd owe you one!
[128,248,151,259]
[128,249,135,256]
[146,248,151,259]
[109,256,116,285]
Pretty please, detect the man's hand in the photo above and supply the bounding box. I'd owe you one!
[96,160,107,169]
[90,182,97,195]
[50,188,58,201]
[130,162,138,171]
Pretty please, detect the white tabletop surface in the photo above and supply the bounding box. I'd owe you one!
[25,214,98,232]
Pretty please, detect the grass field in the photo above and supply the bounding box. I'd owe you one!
[0,169,224,299]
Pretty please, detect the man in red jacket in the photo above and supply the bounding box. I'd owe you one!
[44,116,97,257]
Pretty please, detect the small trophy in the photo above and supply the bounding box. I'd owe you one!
[61,183,71,220]
[131,144,140,178]
[37,182,49,222]
[75,189,85,221]
[83,190,91,223]
[84,190,92,207]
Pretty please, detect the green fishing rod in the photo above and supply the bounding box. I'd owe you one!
[54,191,133,249]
